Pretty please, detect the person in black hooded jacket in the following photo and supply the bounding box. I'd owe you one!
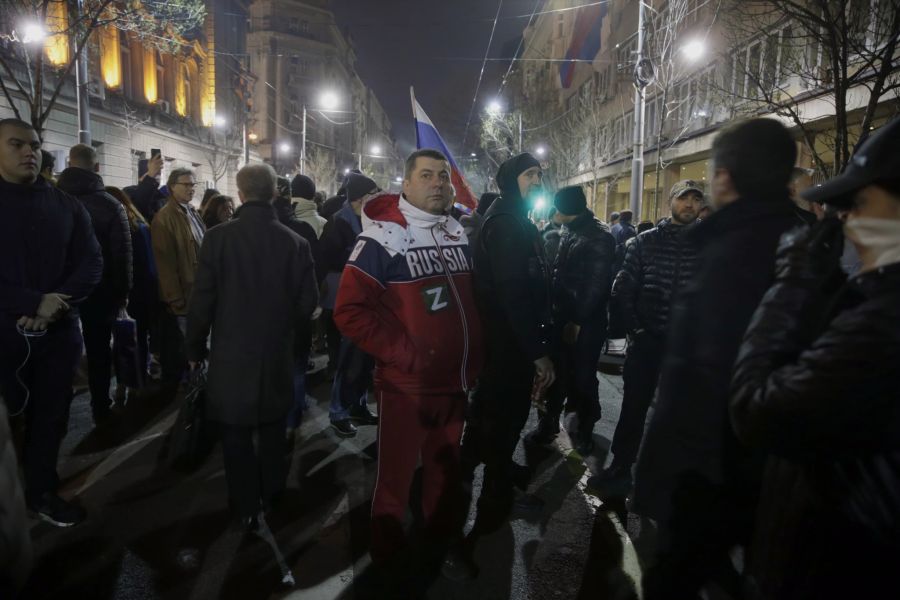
[58,144,133,424]
[526,186,615,455]
[462,152,555,507]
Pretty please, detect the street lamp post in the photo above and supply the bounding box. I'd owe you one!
[74,0,91,144]
[301,90,341,175]
[629,1,654,220]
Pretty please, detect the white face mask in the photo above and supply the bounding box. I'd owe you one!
[843,217,900,272]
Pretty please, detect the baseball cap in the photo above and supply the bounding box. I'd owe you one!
[670,179,704,199]
[802,117,900,207]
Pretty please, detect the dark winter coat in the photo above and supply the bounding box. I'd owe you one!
[320,201,361,274]
[611,221,636,245]
[474,193,552,362]
[124,175,167,224]
[731,259,900,600]
[552,209,616,328]
[631,196,799,527]
[57,167,133,306]
[185,202,318,426]
[610,217,698,338]
[273,197,321,354]
[0,175,102,332]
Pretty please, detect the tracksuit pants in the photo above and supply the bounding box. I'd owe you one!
[370,389,466,563]
[609,332,666,467]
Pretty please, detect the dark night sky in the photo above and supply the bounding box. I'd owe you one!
[331,0,540,157]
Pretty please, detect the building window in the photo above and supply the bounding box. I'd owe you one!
[289,17,300,33]
[156,51,166,103]
[120,31,131,97]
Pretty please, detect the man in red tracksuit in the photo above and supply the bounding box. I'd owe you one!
[334,149,483,583]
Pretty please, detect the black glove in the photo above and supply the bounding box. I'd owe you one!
[775,217,844,284]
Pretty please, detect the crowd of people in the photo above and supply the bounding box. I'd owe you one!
[1,113,899,599]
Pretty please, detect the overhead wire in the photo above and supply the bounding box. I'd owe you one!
[461,0,504,148]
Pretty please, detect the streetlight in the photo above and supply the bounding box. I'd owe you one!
[371,144,382,156]
[484,98,522,153]
[535,145,546,157]
[344,167,351,175]
[19,23,46,45]
[214,114,227,128]
[301,90,343,175]
[682,39,706,62]
[319,90,340,111]
[470,152,477,158]
[279,142,292,154]
[247,132,258,142]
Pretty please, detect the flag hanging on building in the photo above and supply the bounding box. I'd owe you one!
[559,3,608,89]
[410,88,478,213]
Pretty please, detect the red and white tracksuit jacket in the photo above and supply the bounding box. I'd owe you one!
[334,193,484,561]
[333,193,483,396]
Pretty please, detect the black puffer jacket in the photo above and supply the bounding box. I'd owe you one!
[58,167,133,306]
[124,174,166,223]
[731,253,900,600]
[611,218,697,337]
[552,209,616,326]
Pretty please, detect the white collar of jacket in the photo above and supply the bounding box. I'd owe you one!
[361,193,464,256]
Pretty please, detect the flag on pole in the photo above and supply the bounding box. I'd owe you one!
[411,88,478,213]
[559,3,608,89]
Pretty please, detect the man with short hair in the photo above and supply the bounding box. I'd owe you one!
[58,144,133,423]
[632,119,802,599]
[463,152,555,509]
[334,149,482,583]
[611,209,635,244]
[151,167,205,383]
[186,163,317,527]
[527,186,616,455]
[0,118,102,526]
[589,180,702,495]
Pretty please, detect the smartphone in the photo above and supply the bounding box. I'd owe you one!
[150,148,161,159]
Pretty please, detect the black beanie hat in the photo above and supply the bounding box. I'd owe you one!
[345,173,378,203]
[476,192,500,216]
[554,186,587,216]
[291,174,316,200]
[495,152,541,201]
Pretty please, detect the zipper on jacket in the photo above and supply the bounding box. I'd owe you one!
[432,225,470,394]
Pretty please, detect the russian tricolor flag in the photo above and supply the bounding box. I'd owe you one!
[559,3,607,89]
[411,88,478,213]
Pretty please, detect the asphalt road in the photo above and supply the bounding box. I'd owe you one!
[19,364,646,600]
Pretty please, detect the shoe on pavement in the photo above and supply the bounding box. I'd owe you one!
[29,493,86,527]
[523,426,557,448]
[331,418,358,438]
[574,431,595,456]
[349,406,378,425]
[585,464,633,498]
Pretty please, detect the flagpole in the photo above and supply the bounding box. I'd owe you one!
[410,87,418,147]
